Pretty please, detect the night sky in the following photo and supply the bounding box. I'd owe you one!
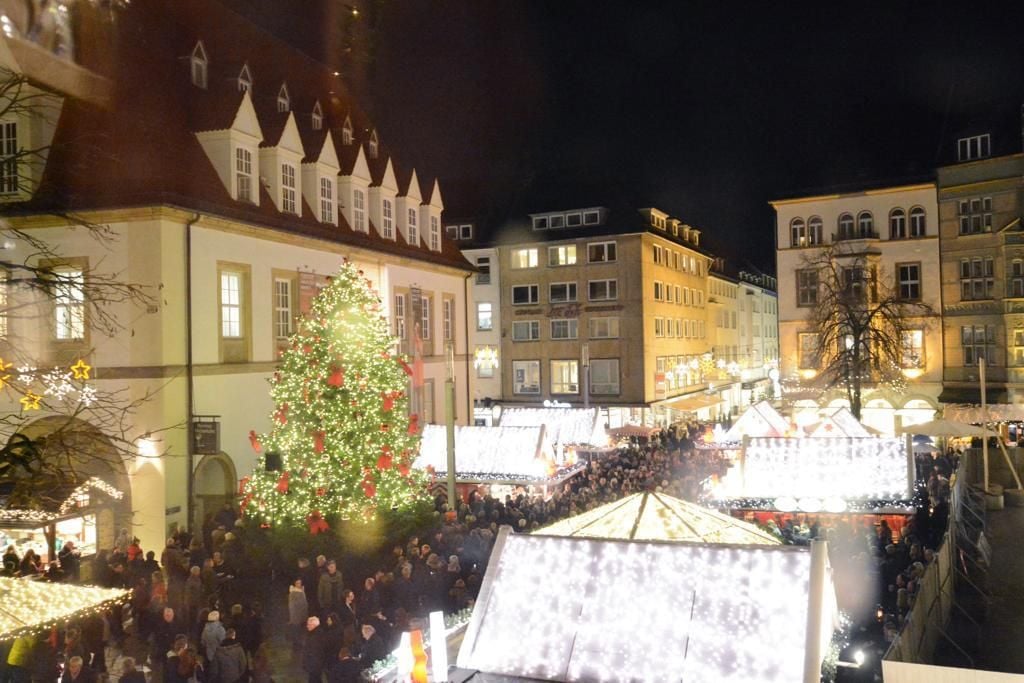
[232,0,1024,272]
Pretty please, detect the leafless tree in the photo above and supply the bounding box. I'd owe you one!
[800,244,934,419]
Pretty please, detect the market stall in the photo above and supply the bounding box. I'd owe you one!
[802,406,874,438]
[498,407,607,449]
[0,477,125,571]
[0,576,130,641]
[720,400,791,443]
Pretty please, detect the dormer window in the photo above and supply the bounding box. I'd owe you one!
[235,147,253,202]
[281,163,297,214]
[533,216,548,230]
[549,214,564,229]
[277,83,290,113]
[353,188,366,232]
[368,130,379,159]
[341,117,353,145]
[407,208,418,245]
[583,210,600,225]
[190,41,208,89]
[958,134,991,162]
[311,102,323,131]
[320,177,334,223]
[237,63,252,93]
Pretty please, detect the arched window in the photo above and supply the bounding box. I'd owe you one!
[190,41,208,89]
[790,217,806,247]
[807,216,823,245]
[889,208,906,239]
[237,63,252,93]
[909,207,926,237]
[857,211,874,237]
[838,213,854,240]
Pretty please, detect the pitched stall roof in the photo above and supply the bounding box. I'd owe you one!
[498,407,605,446]
[721,400,792,442]
[17,0,472,272]
[537,492,781,545]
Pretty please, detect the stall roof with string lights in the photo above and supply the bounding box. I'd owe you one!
[498,407,605,447]
[721,400,791,442]
[0,477,124,528]
[0,577,130,641]
[415,425,583,485]
[456,527,837,683]
[537,491,781,545]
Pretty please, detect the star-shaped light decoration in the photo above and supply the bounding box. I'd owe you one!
[19,392,41,411]
[17,366,36,385]
[78,385,97,407]
[70,359,91,380]
[42,369,74,399]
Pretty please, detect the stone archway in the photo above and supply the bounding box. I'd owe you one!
[193,453,237,530]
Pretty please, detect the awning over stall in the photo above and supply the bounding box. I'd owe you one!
[0,577,130,641]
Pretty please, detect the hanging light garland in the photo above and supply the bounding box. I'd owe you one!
[0,577,131,642]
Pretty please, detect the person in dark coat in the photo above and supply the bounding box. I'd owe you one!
[118,657,147,683]
[355,624,387,670]
[327,646,362,683]
[302,617,328,683]
[212,628,247,683]
[58,542,81,582]
[317,561,344,616]
[150,607,183,677]
[60,656,97,683]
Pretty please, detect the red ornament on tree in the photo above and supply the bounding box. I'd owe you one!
[362,480,377,498]
[276,471,290,493]
[313,430,326,454]
[238,476,250,495]
[307,511,329,535]
[316,487,326,497]
[408,414,420,435]
[380,423,390,432]
[274,404,289,425]
[377,446,393,470]
[302,343,312,354]
[327,366,344,387]
[248,430,262,453]
[398,463,410,477]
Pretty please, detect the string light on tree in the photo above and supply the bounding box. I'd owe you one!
[240,261,429,528]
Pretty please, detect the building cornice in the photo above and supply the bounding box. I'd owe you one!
[769,182,936,208]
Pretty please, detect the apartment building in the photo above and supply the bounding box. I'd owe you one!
[0,1,473,551]
[936,116,1024,404]
[772,183,943,434]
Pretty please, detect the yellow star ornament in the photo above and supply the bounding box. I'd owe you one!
[70,359,91,380]
[20,392,41,410]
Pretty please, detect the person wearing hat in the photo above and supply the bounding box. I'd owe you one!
[201,610,226,664]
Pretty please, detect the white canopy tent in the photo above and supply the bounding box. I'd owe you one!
[457,527,837,683]
[721,400,791,442]
[803,406,873,438]
[499,407,606,447]
[898,419,1021,491]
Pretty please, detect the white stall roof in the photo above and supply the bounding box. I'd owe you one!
[721,400,791,442]
[499,407,604,446]
[415,425,563,483]
[458,529,837,683]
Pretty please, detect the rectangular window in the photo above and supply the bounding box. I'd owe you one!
[0,121,17,194]
[281,163,297,214]
[549,282,578,303]
[54,268,85,341]
[654,281,664,301]
[273,278,292,339]
[550,319,578,340]
[476,346,495,378]
[548,245,577,266]
[654,317,664,337]
[407,208,418,244]
[235,147,252,202]
[381,198,393,238]
[962,325,997,366]
[220,271,242,338]
[673,285,681,305]
[958,197,993,235]
[897,262,921,301]
[566,212,582,227]
[443,298,453,341]
[420,296,431,340]
[550,360,579,394]
[353,189,366,232]
[512,360,541,394]
[476,302,493,330]
[446,225,458,239]
[532,216,548,230]
[394,294,406,340]
[511,284,540,305]
[512,320,540,341]
[511,248,539,269]
[587,241,617,263]
[589,317,620,339]
[653,245,663,265]
[589,358,618,395]
[1010,260,1024,298]
[460,225,472,239]
[549,215,565,229]
[958,134,991,162]
[476,257,491,285]
[902,330,924,369]
[960,257,994,300]
[588,279,617,301]
[583,211,600,225]
[430,216,440,251]
[798,332,820,369]
[320,177,334,223]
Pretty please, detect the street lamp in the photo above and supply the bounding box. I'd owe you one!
[445,341,457,511]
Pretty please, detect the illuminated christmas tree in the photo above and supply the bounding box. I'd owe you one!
[240,261,427,530]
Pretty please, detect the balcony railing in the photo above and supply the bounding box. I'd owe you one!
[832,230,880,242]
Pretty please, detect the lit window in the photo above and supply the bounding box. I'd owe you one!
[901,330,924,369]
[277,83,290,112]
[274,278,292,339]
[311,102,322,130]
[550,360,579,394]
[190,42,208,89]
[550,319,578,340]
[352,189,366,232]
[588,317,619,339]
[381,199,393,238]
[281,163,297,214]
[320,177,334,223]
[0,121,17,194]
[220,271,242,338]
[54,268,85,340]
[548,245,577,266]
[512,360,540,394]
[510,248,539,269]
[511,284,539,305]
[512,320,540,341]
[958,134,991,162]
[476,302,493,330]
[798,332,819,369]
[235,147,252,202]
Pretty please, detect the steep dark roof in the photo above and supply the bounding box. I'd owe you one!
[13,0,472,272]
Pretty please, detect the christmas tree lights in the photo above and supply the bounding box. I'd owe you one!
[240,262,429,528]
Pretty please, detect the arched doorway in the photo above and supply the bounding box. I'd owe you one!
[194,453,237,530]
